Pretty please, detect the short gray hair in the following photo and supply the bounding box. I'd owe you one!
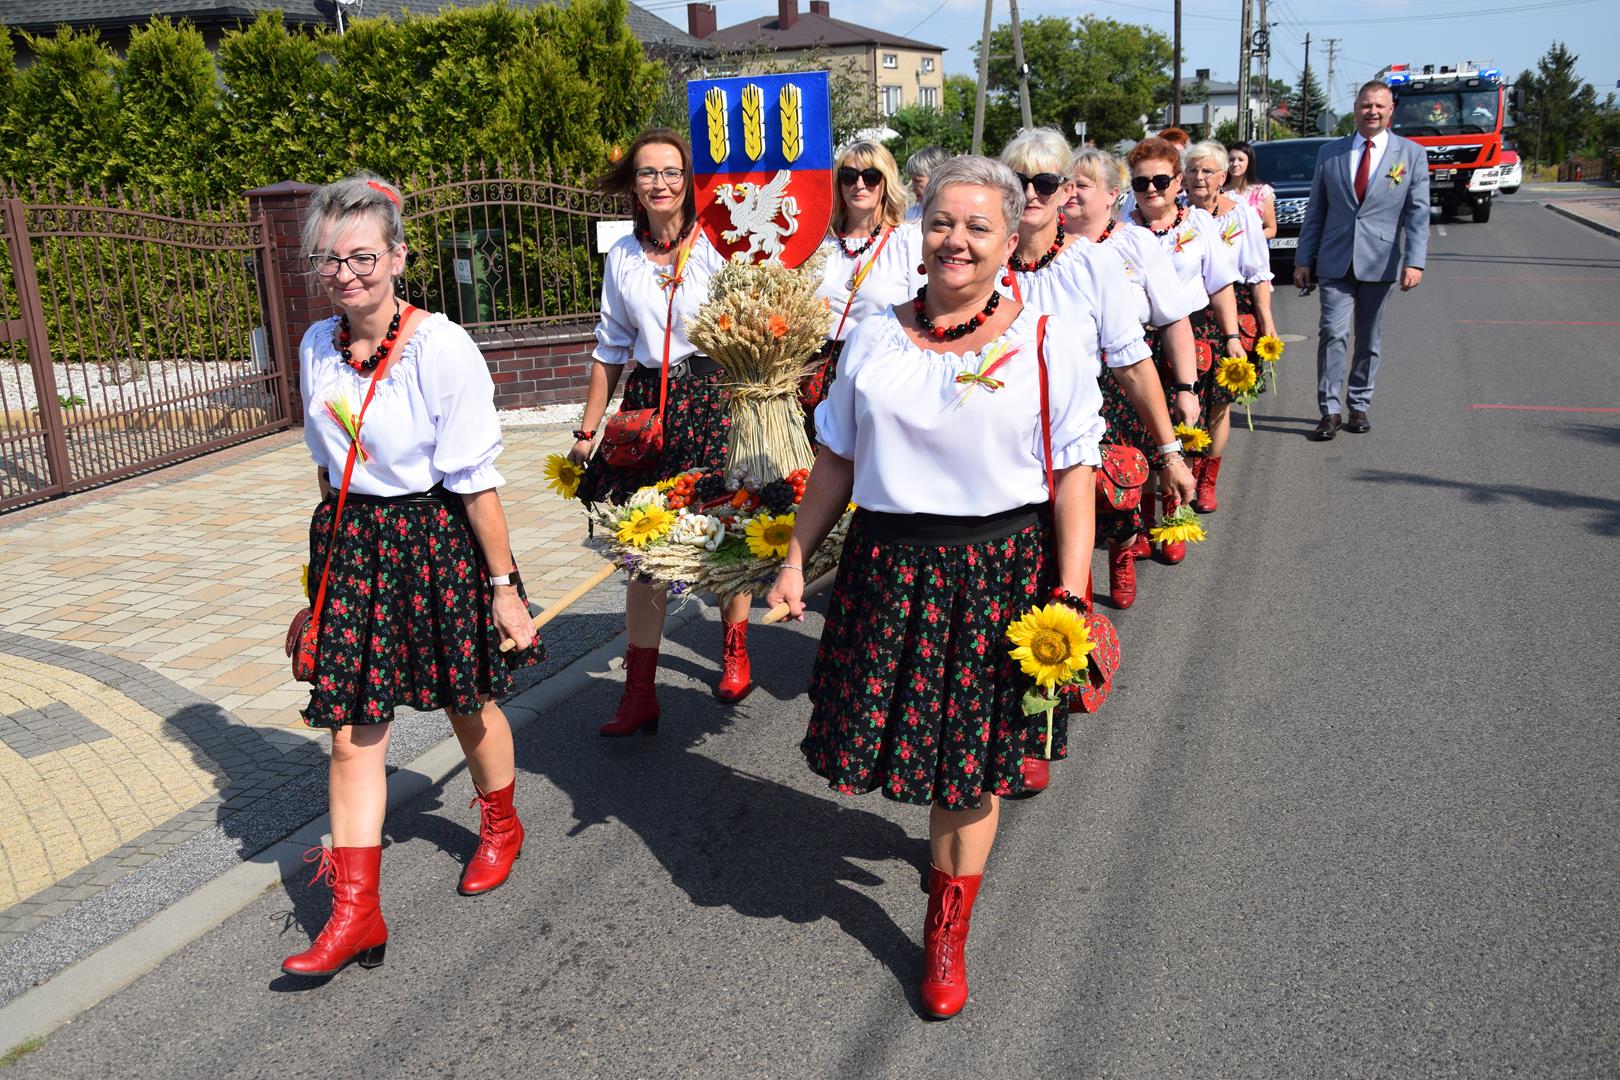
[1184,140,1229,174]
[905,145,950,180]
[301,173,406,261]
[920,155,1025,236]
[1000,127,1072,176]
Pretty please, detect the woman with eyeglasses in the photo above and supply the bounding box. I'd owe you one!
[1125,137,1244,565]
[801,142,915,442]
[998,129,1194,622]
[283,174,543,979]
[768,155,1102,1020]
[1183,140,1276,512]
[1224,141,1277,240]
[1063,146,1204,609]
[569,129,754,727]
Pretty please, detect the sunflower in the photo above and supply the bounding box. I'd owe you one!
[1006,604,1094,691]
[745,512,796,559]
[1174,423,1211,454]
[543,453,583,500]
[616,505,675,548]
[1215,355,1259,394]
[1254,334,1285,363]
[1150,504,1207,546]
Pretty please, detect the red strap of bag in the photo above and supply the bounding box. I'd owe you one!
[1034,313,1055,504]
[832,226,894,341]
[655,229,701,422]
[308,307,413,632]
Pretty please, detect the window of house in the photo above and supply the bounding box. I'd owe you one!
[881,85,903,115]
[921,58,935,74]
[919,86,939,109]
[882,53,898,69]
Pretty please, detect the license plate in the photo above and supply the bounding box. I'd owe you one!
[1434,169,1455,181]
[1269,236,1299,249]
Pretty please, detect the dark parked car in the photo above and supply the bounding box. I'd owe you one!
[1251,137,1334,268]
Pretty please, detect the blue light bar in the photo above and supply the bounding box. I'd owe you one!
[1388,71,1411,85]
[1481,68,1501,82]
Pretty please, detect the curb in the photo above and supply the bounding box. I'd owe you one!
[1544,202,1620,240]
[0,604,698,1056]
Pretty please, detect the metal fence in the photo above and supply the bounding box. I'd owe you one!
[0,183,291,513]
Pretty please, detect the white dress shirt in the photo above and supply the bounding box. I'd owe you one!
[1350,130,1391,190]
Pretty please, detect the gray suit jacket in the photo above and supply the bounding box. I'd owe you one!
[1295,133,1430,282]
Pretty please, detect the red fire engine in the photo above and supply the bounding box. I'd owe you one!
[1377,62,1520,223]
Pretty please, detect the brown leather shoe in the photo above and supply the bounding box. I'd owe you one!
[1344,409,1371,433]
[1311,415,1343,441]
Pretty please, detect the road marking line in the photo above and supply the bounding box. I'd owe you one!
[1437,224,1448,236]
[1471,404,1620,413]
[1458,320,1620,326]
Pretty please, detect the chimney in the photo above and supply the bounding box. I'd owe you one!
[687,2,716,38]
[809,1,829,15]
[1195,68,1210,84]
[778,0,798,30]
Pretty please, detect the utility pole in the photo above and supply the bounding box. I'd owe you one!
[1172,0,1183,127]
[1257,0,1270,140]
[1325,36,1341,126]
[1008,0,1033,131]
[1301,32,1312,137]
[1237,0,1253,141]
[972,0,993,154]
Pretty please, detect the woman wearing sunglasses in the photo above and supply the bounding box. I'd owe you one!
[1063,146,1204,609]
[1125,137,1244,565]
[801,142,914,441]
[1182,140,1276,512]
[283,175,543,978]
[768,155,1102,1020]
[999,129,1194,619]
[569,129,754,726]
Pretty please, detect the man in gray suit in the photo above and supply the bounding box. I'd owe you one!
[1294,80,1430,440]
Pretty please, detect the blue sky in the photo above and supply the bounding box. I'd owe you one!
[652,0,1620,115]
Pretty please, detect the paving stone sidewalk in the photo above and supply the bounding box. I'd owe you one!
[0,426,606,949]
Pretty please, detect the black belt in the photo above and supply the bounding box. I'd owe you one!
[854,503,1050,546]
[666,354,721,379]
[342,484,457,507]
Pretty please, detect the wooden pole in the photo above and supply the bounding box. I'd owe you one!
[1009,0,1033,131]
[1172,0,1183,127]
[762,568,838,625]
[972,0,994,154]
[1237,0,1253,141]
[499,562,619,652]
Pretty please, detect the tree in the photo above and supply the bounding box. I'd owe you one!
[4,26,125,189]
[980,15,1173,149]
[119,18,219,198]
[885,74,976,164]
[1291,68,1328,136]
[1515,42,1599,165]
[213,14,330,192]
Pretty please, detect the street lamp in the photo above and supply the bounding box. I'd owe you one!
[336,0,363,35]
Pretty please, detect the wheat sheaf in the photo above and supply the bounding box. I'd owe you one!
[741,83,766,162]
[704,87,730,163]
[779,84,803,162]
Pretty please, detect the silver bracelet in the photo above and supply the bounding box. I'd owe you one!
[780,563,804,573]
[1155,441,1183,457]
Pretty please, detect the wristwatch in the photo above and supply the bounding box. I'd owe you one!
[489,570,523,589]
[1170,381,1198,394]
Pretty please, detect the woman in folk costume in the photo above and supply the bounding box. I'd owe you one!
[800,141,915,442]
[999,128,1196,613]
[768,156,1104,1019]
[284,175,543,977]
[1183,139,1277,512]
[1123,137,1246,563]
[569,130,754,725]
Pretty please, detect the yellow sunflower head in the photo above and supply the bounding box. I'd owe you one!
[1149,504,1207,546]
[543,453,584,500]
[616,505,675,548]
[1005,603,1094,691]
[1215,355,1259,394]
[1255,335,1285,363]
[745,512,796,559]
[1174,423,1212,454]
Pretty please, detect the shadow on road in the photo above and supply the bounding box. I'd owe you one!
[1353,469,1620,536]
[1428,252,1620,271]
[1562,421,1620,449]
[1244,412,1323,440]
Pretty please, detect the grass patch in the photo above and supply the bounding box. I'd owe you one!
[0,1037,44,1068]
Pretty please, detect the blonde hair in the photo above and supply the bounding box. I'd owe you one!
[1070,146,1123,192]
[999,127,1072,177]
[832,141,906,231]
[1184,140,1230,175]
[301,173,405,261]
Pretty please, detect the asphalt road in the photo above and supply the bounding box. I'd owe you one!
[11,197,1618,1079]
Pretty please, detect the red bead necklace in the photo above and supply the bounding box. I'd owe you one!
[1003,214,1065,285]
[911,285,1001,341]
[836,228,880,258]
[337,298,402,374]
[636,218,693,252]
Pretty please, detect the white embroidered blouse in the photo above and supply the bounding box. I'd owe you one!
[814,306,1106,516]
[814,227,916,341]
[300,313,505,498]
[1132,205,1241,310]
[592,232,726,369]
[1209,198,1275,285]
[1000,242,1152,368]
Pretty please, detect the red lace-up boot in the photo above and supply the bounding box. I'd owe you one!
[715,620,753,703]
[600,644,660,736]
[1131,500,1155,559]
[919,866,985,1019]
[1195,455,1221,513]
[1020,756,1051,792]
[1107,541,1137,609]
[1158,488,1186,565]
[281,846,387,976]
[458,780,524,896]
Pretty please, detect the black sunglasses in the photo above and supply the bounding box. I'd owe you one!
[837,165,884,188]
[1131,173,1176,193]
[1015,172,1066,197]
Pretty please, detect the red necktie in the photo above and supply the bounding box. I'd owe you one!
[1354,138,1372,203]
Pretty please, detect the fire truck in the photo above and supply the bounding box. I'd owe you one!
[1378,62,1520,223]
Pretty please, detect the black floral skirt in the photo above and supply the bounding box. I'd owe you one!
[301,490,545,730]
[577,363,732,505]
[802,507,1068,810]
[1097,336,1160,544]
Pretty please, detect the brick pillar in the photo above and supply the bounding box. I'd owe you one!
[246,181,319,424]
